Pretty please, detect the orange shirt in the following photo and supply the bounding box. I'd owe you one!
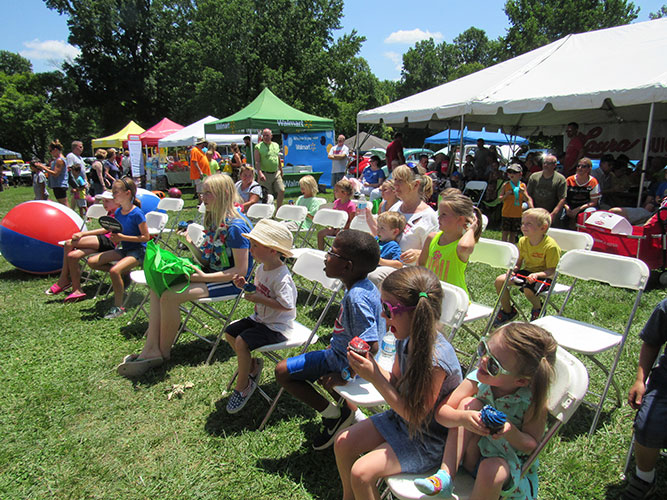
[190,147,211,180]
[501,181,528,218]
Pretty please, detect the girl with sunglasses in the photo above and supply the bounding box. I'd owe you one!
[334,266,462,499]
[414,322,557,500]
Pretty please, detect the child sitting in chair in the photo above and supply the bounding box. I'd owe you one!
[226,219,297,414]
[317,179,355,250]
[494,208,561,325]
[275,230,384,450]
[376,211,406,270]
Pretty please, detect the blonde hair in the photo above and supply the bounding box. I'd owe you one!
[203,174,241,229]
[335,178,353,196]
[382,267,444,436]
[95,149,108,160]
[378,211,406,235]
[239,165,255,177]
[439,193,483,241]
[492,322,557,422]
[522,208,551,230]
[299,175,318,197]
[392,165,433,201]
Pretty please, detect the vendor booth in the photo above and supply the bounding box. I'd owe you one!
[91,121,145,150]
[204,88,334,189]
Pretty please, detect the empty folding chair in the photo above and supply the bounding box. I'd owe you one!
[58,203,108,246]
[290,208,348,259]
[532,249,649,436]
[384,346,589,499]
[333,281,469,412]
[246,202,275,222]
[462,180,487,207]
[274,204,309,245]
[145,211,169,238]
[349,213,373,233]
[154,197,185,250]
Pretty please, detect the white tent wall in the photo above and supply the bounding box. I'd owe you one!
[357,18,667,136]
[158,116,256,148]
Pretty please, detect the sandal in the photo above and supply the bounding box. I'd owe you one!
[64,291,87,303]
[621,474,656,500]
[45,282,71,295]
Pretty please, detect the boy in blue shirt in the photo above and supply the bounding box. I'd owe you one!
[275,230,384,450]
[376,211,405,270]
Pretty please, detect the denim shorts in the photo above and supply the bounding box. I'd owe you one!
[116,246,145,262]
[634,365,667,449]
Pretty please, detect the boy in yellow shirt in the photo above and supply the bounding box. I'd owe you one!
[494,208,561,324]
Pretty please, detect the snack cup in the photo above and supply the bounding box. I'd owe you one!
[348,336,370,356]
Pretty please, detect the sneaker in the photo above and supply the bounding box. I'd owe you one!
[104,306,126,319]
[493,306,518,328]
[312,405,355,450]
[226,381,256,414]
[621,474,657,500]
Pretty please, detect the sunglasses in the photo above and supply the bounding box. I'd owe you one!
[381,300,416,319]
[326,250,351,263]
[477,337,514,376]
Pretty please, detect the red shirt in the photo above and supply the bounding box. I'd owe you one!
[563,134,585,177]
[385,140,404,171]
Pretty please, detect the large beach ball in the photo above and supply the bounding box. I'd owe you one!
[135,188,162,214]
[0,201,86,274]
[168,187,182,198]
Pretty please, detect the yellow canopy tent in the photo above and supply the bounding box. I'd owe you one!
[91,121,145,149]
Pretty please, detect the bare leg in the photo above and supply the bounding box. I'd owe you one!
[495,273,511,313]
[634,442,660,473]
[274,359,330,412]
[156,283,208,359]
[276,189,285,209]
[109,256,139,307]
[233,335,253,392]
[524,288,541,310]
[469,457,510,500]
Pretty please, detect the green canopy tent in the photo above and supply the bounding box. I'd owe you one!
[204,88,333,135]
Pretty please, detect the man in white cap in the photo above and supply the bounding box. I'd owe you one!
[190,137,211,199]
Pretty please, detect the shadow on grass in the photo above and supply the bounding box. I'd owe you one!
[204,380,319,436]
[255,442,339,500]
[0,268,55,282]
[557,403,618,441]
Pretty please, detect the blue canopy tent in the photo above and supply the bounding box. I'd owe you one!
[0,147,22,160]
[425,128,529,146]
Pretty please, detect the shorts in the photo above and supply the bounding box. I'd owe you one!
[97,235,116,252]
[194,177,203,193]
[512,269,552,295]
[258,171,285,197]
[285,350,339,382]
[225,317,287,350]
[623,207,652,225]
[330,171,345,187]
[501,216,522,233]
[116,246,146,262]
[634,365,667,449]
[76,198,87,208]
[206,281,241,298]
[52,187,68,199]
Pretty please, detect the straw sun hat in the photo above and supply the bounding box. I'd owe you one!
[242,219,293,257]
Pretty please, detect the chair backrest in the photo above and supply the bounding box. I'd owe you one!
[480,213,489,232]
[318,202,335,210]
[146,211,168,231]
[198,203,206,214]
[246,203,275,220]
[468,238,519,270]
[266,193,275,205]
[547,227,594,252]
[292,250,341,292]
[157,197,184,212]
[349,215,373,233]
[440,281,469,330]
[187,223,205,247]
[312,208,348,229]
[464,180,488,192]
[86,203,108,220]
[548,346,589,423]
[275,204,308,223]
[557,249,649,290]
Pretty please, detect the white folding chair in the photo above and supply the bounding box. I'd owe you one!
[462,180,487,207]
[274,204,309,245]
[532,249,649,436]
[385,346,589,499]
[145,211,169,238]
[254,250,344,430]
[155,197,185,250]
[290,208,349,259]
[456,239,519,346]
[246,202,275,222]
[333,282,469,412]
[58,203,108,245]
[480,214,488,232]
[349,214,373,233]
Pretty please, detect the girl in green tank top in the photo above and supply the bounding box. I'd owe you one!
[418,193,483,297]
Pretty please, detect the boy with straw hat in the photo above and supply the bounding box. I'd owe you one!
[225,219,297,414]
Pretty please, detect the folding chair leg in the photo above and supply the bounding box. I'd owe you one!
[205,295,244,364]
[587,351,624,437]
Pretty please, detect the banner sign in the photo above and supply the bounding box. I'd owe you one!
[128,134,144,177]
[282,130,335,186]
[565,122,667,160]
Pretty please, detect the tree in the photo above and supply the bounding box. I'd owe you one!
[0,51,33,75]
[650,4,667,18]
[503,0,639,57]
[398,39,448,98]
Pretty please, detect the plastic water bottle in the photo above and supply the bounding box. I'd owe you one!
[356,193,367,223]
[376,330,396,371]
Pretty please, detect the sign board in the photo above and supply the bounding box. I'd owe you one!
[282,130,334,186]
[565,122,667,160]
[127,134,144,177]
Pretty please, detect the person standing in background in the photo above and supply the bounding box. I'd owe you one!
[66,140,87,209]
[254,128,285,208]
[385,132,405,173]
[562,122,586,178]
[190,137,211,200]
[328,134,349,186]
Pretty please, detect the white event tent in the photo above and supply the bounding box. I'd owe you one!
[158,116,253,147]
[358,17,667,203]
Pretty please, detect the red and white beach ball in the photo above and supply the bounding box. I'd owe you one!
[0,200,85,274]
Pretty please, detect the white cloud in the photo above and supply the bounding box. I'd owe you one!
[384,29,443,45]
[383,51,403,72]
[20,39,80,68]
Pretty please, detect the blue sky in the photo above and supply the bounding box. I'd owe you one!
[2,0,665,78]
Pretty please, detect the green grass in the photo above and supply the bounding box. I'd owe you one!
[1,185,666,499]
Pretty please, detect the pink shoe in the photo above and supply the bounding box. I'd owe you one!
[45,282,71,295]
[64,291,87,303]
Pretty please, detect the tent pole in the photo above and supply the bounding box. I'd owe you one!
[356,121,360,179]
[459,115,465,172]
[637,102,655,208]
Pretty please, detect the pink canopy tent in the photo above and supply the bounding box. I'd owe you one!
[138,118,184,146]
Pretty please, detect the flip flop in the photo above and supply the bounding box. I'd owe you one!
[116,356,163,378]
[45,282,71,295]
[64,291,87,303]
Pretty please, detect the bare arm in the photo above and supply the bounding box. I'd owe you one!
[190,247,249,283]
[628,342,662,409]
[418,232,436,266]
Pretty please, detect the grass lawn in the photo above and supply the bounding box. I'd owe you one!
[1,184,666,499]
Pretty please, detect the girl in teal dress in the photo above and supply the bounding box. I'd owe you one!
[414,322,557,499]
